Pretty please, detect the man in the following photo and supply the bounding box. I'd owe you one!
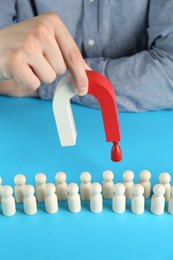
[0,0,173,111]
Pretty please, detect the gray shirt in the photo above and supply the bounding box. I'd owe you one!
[0,0,173,111]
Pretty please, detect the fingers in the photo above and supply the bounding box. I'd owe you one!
[54,18,88,96]
[31,13,88,95]
[42,37,67,75]
[28,52,57,84]
[9,58,40,90]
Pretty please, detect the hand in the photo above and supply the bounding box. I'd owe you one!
[0,80,38,97]
[0,13,89,96]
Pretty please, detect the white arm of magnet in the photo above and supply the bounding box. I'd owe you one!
[52,75,77,146]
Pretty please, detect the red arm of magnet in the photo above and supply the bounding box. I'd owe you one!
[86,70,122,162]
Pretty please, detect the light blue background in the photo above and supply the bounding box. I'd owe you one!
[0,96,173,260]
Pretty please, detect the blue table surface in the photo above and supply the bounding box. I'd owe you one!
[0,96,173,260]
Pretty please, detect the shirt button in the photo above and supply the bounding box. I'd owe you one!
[88,39,95,46]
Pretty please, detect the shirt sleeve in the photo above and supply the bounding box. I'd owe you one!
[73,0,173,112]
[0,0,17,28]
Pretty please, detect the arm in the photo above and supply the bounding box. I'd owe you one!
[73,0,173,112]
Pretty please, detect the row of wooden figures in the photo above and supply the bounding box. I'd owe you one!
[0,170,173,216]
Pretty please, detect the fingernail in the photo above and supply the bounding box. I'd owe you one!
[78,87,87,96]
